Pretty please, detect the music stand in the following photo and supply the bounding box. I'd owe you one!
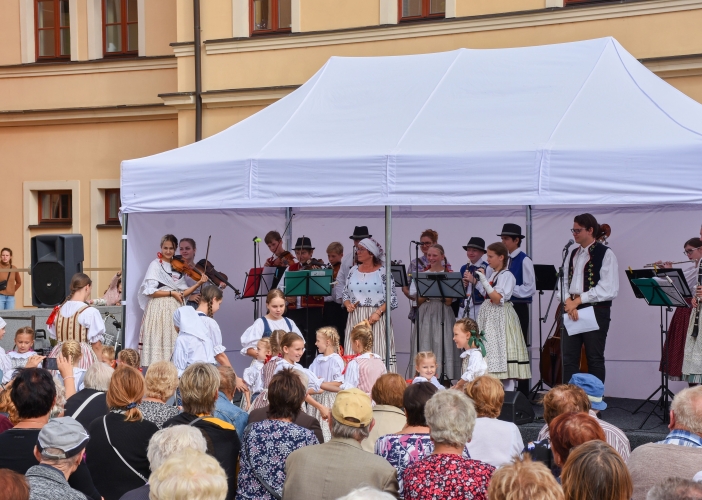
[392,264,408,288]
[242,267,277,320]
[629,273,690,427]
[529,264,558,399]
[416,272,465,385]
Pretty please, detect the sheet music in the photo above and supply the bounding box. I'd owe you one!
[564,306,599,335]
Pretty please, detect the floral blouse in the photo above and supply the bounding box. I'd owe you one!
[137,401,180,430]
[375,433,471,499]
[342,266,398,309]
[237,419,319,499]
[403,454,495,500]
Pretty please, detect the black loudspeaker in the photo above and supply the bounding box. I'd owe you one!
[498,390,536,425]
[31,234,84,307]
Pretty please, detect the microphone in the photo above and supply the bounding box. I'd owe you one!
[411,241,421,245]
[253,236,261,243]
[563,239,574,252]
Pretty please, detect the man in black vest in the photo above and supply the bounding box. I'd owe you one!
[562,213,619,384]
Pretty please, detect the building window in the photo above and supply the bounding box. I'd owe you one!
[105,189,120,224]
[250,0,292,34]
[104,0,138,55]
[399,0,445,21]
[35,0,71,60]
[39,191,72,225]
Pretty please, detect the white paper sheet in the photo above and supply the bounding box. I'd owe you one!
[563,306,599,336]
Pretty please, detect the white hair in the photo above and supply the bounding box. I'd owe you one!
[147,425,208,471]
[671,386,702,436]
[50,376,66,418]
[337,487,397,500]
[425,390,476,448]
[84,362,114,392]
[149,449,227,500]
[331,417,371,441]
[646,477,702,500]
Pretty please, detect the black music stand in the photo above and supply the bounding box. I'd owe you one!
[416,272,465,385]
[629,272,690,427]
[529,264,558,399]
[242,267,277,320]
[392,264,408,288]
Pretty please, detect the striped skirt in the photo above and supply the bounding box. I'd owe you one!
[139,296,181,368]
[304,391,337,442]
[48,342,98,371]
[682,308,702,384]
[344,306,396,373]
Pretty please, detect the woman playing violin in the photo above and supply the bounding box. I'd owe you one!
[138,234,207,369]
[178,238,225,306]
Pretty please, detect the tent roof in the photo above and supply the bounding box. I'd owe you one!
[121,37,702,213]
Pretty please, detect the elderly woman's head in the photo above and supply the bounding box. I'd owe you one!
[179,363,220,416]
[148,425,207,471]
[403,382,438,427]
[542,384,590,426]
[10,368,55,420]
[83,361,114,392]
[464,375,504,419]
[106,365,145,422]
[268,369,307,421]
[371,374,406,408]
[488,456,564,500]
[149,449,227,500]
[561,440,632,500]
[144,361,179,402]
[425,390,476,449]
[549,412,605,467]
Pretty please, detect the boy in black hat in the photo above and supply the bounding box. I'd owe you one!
[459,237,492,321]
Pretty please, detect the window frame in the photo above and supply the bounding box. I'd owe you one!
[249,0,292,36]
[104,189,121,225]
[34,0,71,61]
[102,0,139,57]
[38,190,73,226]
[398,0,445,22]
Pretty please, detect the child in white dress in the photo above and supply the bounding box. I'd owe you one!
[171,306,216,377]
[306,327,344,441]
[196,285,232,368]
[340,321,387,396]
[240,289,303,361]
[412,351,445,390]
[7,327,38,379]
[452,317,487,390]
[243,338,270,404]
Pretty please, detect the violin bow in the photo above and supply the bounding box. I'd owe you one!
[268,213,296,263]
[202,235,211,293]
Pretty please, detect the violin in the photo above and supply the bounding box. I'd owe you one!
[266,250,296,268]
[195,259,241,296]
[171,256,203,283]
[301,258,328,270]
[598,223,612,245]
[171,256,242,298]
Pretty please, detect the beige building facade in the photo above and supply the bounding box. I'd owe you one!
[2,0,702,307]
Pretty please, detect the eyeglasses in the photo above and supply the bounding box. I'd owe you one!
[570,228,583,235]
[684,248,698,256]
[420,241,433,246]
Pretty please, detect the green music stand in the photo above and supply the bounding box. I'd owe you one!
[284,269,333,297]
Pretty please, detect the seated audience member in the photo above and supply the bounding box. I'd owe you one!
[86,366,158,500]
[163,363,240,500]
[0,380,20,424]
[120,425,208,500]
[283,388,400,499]
[214,365,249,442]
[0,413,13,433]
[403,390,495,500]
[561,440,632,500]
[549,412,605,472]
[25,417,90,500]
[647,477,702,499]
[137,361,179,429]
[149,449,227,500]
[64,361,114,430]
[0,468,30,500]
[237,369,319,499]
[487,455,564,500]
[363,373,408,452]
[628,386,702,500]
[464,375,524,468]
[50,376,67,418]
[337,487,397,500]
[0,368,101,500]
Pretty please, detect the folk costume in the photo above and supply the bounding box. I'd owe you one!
[682,263,702,384]
[171,306,216,376]
[46,301,105,370]
[306,352,344,441]
[412,376,445,390]
[340,352,387,396]
[662,264,697,380]
[239,316,302,357]
[138,257,188,367]
[323,258,349,349]
[460,334,488,383]
[459,238,492,321]
[0,317,13,384]
[248,357,279,413]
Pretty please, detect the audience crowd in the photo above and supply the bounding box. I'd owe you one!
[1,332,701,500]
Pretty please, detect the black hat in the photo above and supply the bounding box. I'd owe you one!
[497,223,524,239]
[350,226,372,240]
[462,237,486,252]
[294,237,314,250]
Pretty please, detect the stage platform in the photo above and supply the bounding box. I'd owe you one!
[517,396,670,449]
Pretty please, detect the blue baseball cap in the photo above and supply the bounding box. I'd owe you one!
[569,373,607,411]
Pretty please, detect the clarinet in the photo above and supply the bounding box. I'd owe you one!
[692,258,702,338]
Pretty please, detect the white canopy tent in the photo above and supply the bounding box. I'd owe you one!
[121,37,702,397]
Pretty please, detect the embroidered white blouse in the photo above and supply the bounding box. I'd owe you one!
[172,332,216,376]
[198,314,226,356]
[243,360,265,394]
[412,376,445,390]
[47,301,106,344]
[461,348,488,382]
[273,358,323,392]
[309,353,344,383]
[342,266,398,309]
[340,352,385,390]
[239,316,303,356]
[485,270,516,305]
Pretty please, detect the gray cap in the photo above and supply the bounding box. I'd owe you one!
[37,417,90,459]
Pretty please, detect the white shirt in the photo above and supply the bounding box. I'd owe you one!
[198,314,226,356]
[412,376,445,390]
[0,347,12,384]
[47,301,106,344]
[309,353,345,383]
[509,249,536,300]
[243,360,265,394]
[59,367,86,392]
[335,251,355,303]
[562,242,619,304]
[461,348,487,382]
[484,270,516,304]
[273,358,323,391]
[340,352,385,390]
[239,316,303,356]
[172,332,216,376]
[466,417,524,468]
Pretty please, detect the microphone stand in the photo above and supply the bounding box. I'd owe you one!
[558,243,571,384]
[253,236,260,319]
[412,241,422,357]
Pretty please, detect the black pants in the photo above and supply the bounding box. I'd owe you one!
[322,301,349,349]
[563,306,611,383]
[512,302,531,395]
[285,307,323,368]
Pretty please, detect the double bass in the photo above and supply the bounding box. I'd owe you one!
[539,224,611,386]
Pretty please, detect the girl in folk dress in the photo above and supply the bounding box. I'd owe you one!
[412,352,444,390]
[682,251,702,385]
[171,305,216,377]
[46,273,105,370]
[243,338,269,407]
[139,234,207,368]
[306,326,344,441]
[451,317,488,391]
[57,340,87,391]
[7,327,37,378]
[195,285,234,369]
[342,238,398,372]
[340,321,387,396]
[240,289,303,361]
[475,242,531,392]
[249,330,286,412]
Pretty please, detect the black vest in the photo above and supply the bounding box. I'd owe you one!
[568,242,612,307]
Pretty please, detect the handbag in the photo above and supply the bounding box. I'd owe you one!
[0,270,10,292]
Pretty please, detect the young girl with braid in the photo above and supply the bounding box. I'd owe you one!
[306,326,344,441]
[249,329,286,412]
[340,321,387,396]
[57,340,86,390]
[195,284,232,368]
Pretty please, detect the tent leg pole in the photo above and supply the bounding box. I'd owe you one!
[120,213,128,352]
[526,205,533,378]
[385,206,392,371]
[286,207,293,251]
[193,0,202,142]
